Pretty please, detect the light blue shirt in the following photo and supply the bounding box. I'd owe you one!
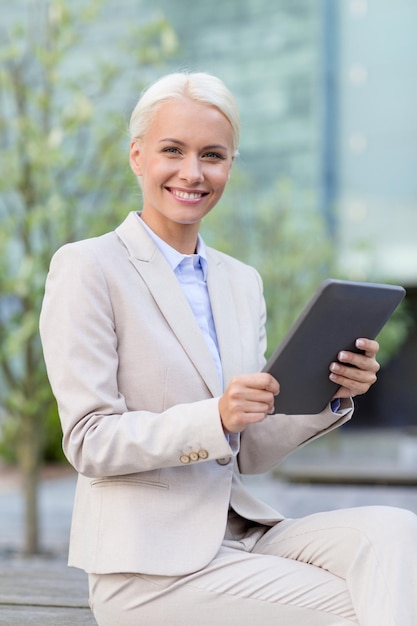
[137,215,223,389]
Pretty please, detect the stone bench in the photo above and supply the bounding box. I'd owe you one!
[0,556,97,625]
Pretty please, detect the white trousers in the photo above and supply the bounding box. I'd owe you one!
[89,505,417,626]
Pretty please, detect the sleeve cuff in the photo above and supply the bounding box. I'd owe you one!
[330,398,341,413]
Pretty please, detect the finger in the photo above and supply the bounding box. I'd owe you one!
[330,361,378,384]
[230,373,280,395]
[224,384,277,417]
[330,372,377,393]
[355,337,380,357]
[330,371,378,400]
[336,350,380,374]
[268,399,277,414]
[243,398,276,413]
[333,379,375,399]
[251,372,280,394]
[228,385,278,406]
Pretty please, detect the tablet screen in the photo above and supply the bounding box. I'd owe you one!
[263,279,406,415]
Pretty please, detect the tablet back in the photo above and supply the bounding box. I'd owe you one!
[263,279,406,415]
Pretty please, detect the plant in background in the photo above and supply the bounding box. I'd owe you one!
[0,0,177,554]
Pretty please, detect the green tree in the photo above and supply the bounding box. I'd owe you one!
[0,0,177,554]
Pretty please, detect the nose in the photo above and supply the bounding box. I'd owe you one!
[179,155,204,184]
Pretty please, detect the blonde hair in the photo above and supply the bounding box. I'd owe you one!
[129,72,240,156]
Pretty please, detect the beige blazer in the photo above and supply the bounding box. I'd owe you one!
[39,212,352,576]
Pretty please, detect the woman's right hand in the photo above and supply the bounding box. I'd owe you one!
[218,373,280,434]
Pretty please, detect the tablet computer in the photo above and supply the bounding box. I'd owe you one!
[263,279,406,415]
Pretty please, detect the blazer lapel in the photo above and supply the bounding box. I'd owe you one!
[115,213,223,397]
[206,249,243,389]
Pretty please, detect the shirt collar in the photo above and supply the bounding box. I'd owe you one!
[136,212,208,280]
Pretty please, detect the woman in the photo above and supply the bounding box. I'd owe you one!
[40,72,417,625]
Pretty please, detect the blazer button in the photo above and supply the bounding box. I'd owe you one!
[189,451,199,462]
[217,456,232,466]
[198,449,209,460]
[179,454,191,464]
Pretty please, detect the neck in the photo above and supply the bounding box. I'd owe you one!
[140,213,200,254]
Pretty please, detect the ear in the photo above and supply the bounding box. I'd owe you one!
[129,140,143,176]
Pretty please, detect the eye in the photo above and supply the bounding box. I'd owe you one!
[203,151,225,160]
[162,146,182,155]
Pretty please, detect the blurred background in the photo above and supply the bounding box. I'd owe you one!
[0,0,416,556]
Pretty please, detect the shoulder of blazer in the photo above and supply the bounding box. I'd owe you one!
[49,212,156,268]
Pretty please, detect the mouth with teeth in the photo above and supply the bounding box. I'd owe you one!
[168,187,209,202]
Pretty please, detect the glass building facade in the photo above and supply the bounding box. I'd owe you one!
[152,0,417,285]
[336,0,417,285]
[4,1,416,284]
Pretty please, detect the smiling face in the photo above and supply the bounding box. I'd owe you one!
[129,97,234,252]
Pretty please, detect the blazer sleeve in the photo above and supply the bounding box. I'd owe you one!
[39,242,233,478]
[237,399,353,475]
[237,268,354,475]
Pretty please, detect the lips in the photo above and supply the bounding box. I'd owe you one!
[168,188,208,201]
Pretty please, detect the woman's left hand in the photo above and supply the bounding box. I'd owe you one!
[330,338,380,399]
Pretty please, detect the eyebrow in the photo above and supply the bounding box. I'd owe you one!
[158,138,229,151]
